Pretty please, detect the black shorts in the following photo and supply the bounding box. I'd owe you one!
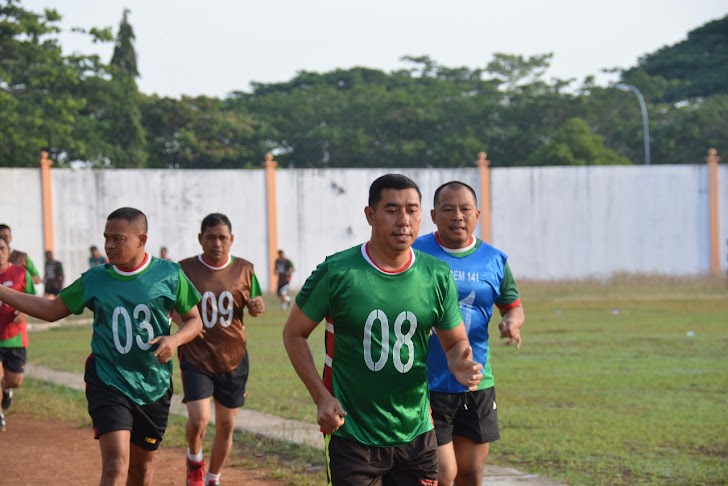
[84,355,171,451]
[325,430,438,486]
[0,347,27,373]
[180,351,249,409]
[430,387,500,446]
[277,279,290,295]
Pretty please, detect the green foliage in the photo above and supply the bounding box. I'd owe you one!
[485,52,554,90]
[623,15,728,101]
[0,3,725,168]
[525,117,632,166]
[141,95,270,168]
[0,0,101,166]
[110,8,138,78]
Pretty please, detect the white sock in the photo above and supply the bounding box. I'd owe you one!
[205,472,221,483]
[187,448,204,462]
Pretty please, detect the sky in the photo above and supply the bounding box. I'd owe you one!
[21,0,728,99]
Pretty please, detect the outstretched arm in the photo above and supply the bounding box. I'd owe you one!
[0,284,70,322]
[438,322,483,391]
[282,303,346,433]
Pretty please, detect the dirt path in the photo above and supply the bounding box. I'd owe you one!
[0,413,287,485]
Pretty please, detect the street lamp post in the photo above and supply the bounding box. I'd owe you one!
[615,83,651,165]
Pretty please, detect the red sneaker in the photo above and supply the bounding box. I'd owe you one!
[186,458,206,486]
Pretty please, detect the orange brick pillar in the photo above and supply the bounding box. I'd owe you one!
[707,148,721,277]
[263,153,279,293]
[39,151,54,252]
[476,152,492,243]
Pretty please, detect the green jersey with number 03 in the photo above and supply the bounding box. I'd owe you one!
[296,243,462,447]
[60,255,201,405]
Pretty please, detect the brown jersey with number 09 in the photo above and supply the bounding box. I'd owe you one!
[178,255,257,373]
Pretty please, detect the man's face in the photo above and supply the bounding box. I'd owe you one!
[198,224,233,264]
[366,188,422,253]
[431,185,480,249]
[0,238,9,267]
[0,228,11,245]
[103,219,146,267]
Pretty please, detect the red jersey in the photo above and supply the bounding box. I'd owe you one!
[0,264,33,346]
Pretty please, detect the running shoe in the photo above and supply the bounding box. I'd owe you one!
[1,388,13,410]
[186,458,205,486]
[0,410,6,431]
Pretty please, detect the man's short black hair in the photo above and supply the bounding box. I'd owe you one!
[200,213,232,233]
[433,181,478,207]
[0,224,10,233]
[107,207,148,233]
[368,174,422,208]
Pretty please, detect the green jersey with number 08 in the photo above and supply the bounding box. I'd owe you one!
[60,255,201,405]
[296,243,462,447]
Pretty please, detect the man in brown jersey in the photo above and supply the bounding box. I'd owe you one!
[177,213,265,486]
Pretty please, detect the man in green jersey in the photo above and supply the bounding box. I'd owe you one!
[0,207,203,486]
[283,174,483,485]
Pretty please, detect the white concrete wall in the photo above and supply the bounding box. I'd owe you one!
[1,165,726,292]
[0,169,45,282]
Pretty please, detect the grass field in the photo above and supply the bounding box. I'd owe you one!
[25,275,728,485]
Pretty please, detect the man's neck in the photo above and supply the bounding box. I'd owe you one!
[366,241,412,272]
[116,252,148,272]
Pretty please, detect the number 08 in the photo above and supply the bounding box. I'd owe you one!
[363,310,417,373]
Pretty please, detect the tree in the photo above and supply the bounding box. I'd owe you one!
[0,0,111,166]
[622,15,728,101]
[525,117,632,166]
[107,8,146,167]
[141,95,270,168]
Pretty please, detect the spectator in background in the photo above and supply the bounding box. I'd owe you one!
[159,246,171,260]
[274,249,295,310]
[0,224,41,285]
[88,245,108,267]
[43,250,64,299]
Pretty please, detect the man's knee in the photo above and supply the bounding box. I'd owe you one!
[3,373,23,388]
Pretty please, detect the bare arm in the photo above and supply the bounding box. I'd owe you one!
[498,304,525,349]
[0,284,70,322]
[282,303,346,432]
[437,322,483,391]
[150,306,202,363]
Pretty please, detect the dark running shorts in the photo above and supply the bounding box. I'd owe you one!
[277,280,290,295]
[430,387,500,445]
[0,347,27,373]
[180,351,249,409]
[325,430,438,486]
[84,355,172,451]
